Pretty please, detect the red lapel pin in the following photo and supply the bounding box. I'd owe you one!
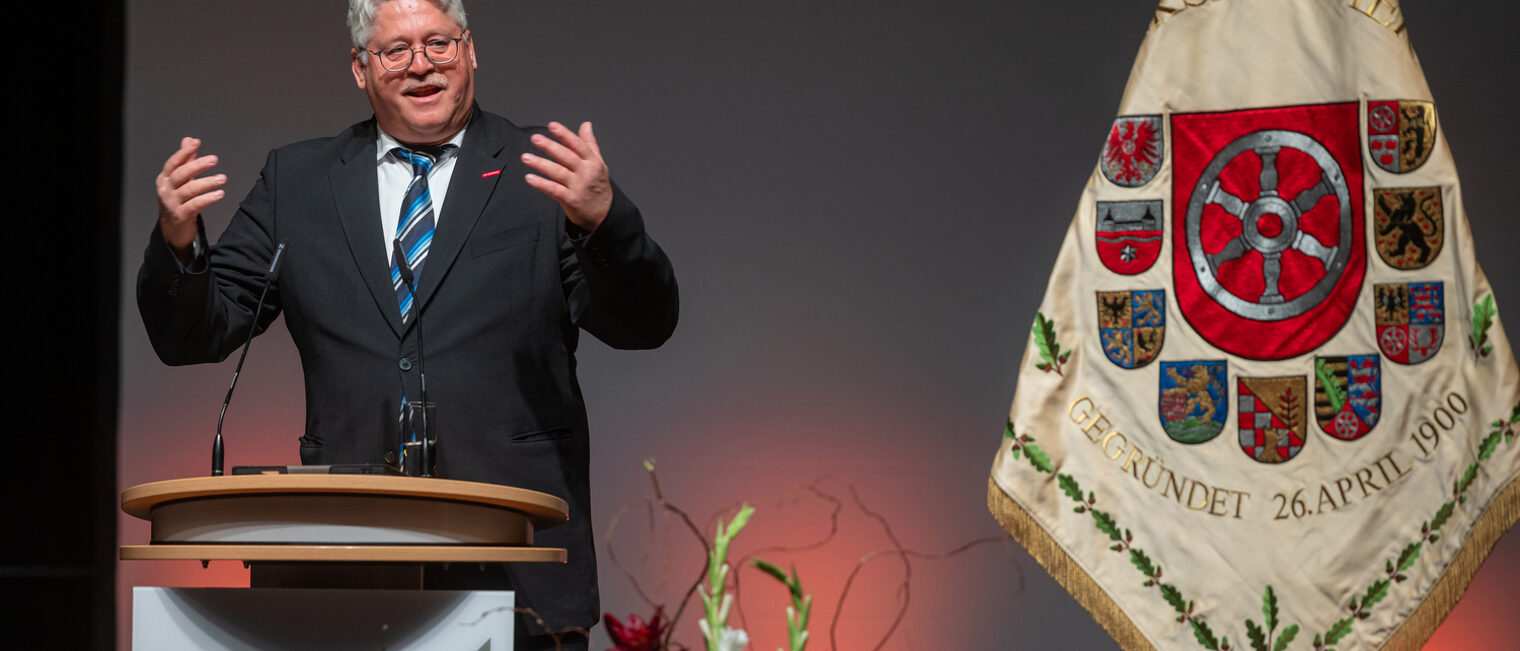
[481,169,502,178]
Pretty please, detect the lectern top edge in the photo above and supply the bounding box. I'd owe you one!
[120,474,570,527]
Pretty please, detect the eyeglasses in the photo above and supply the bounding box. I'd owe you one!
[366,33,467,72]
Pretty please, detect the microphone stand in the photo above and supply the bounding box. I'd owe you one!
[214,242,287,476]
[393,239,433,477]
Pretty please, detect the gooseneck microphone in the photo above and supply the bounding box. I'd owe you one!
[214,242,287,476]
[392,238,433,477]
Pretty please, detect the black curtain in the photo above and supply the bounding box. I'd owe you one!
[4,1,123,647]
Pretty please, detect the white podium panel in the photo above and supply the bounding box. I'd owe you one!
[132,587,513,650]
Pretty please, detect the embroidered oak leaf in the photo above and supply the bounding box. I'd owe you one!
[1092,509,1122,542]
[1320,616,1353,647]
[1469,294,1496,358]
[1429,501,1455,532]
[1129,548,1158,581]
[1160,584,1188,615]
[1360,579,1390,614]
[1005,422,1054,472]
[1032,311,1072,376]
[1004,421,1023,458]
[1192,619,1220,650]
[1455,462,1479,502]
[1062,477,1096,514]
[1245,586,1298,651]
[1024,442,1053,473]
[1396,542,1422,571]
[1479,431,1502,461]
[1262,585,1279,633]
[1314,358,1347,413]
[1273,625,1299,651]
[1246,620,1268,651]
[1388,542,1421,582]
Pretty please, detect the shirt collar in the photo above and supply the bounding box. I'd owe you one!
[375,124,468,163]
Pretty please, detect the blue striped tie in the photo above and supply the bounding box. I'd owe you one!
[390,146,451,471]
[390,145,452,323]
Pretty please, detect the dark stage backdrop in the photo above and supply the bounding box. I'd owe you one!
[118,2,1519,649]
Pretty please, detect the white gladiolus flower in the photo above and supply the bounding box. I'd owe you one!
[697,621,749,651]
[716,626,749,651]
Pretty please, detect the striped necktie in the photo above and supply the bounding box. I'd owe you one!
[390,145,453,323]
[390,145,452,471]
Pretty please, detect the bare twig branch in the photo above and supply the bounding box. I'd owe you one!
[731,480,843,636]
[605,495,664,610]
[641,462,714,651]
[831,536,1008,651]
[829,485,913,651]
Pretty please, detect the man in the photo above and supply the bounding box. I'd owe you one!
[138,0,678,647]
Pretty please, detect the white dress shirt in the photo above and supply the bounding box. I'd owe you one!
[375,126,467,262]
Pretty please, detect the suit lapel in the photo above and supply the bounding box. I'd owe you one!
[412,110,522,319]
[329,123,405,339]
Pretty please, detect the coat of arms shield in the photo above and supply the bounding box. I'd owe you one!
[1313,354,1382,441]
[1367,100,1437,173]
[1373,187,1443,270]
[1095,200,1164,274]
[1096,289,1165,369]
[1158,360,1227,443]
[1238,375,1308,463]
[1172,103,1366,360]
[1376,281,1445,364]
[1100,115,1162,187]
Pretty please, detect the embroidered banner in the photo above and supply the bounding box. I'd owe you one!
[988,2,1520,649]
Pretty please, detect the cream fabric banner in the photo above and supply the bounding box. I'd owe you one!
[987,1,1520,649]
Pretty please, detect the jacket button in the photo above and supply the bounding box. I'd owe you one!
[383,450,397,465]
[399,357,412,371]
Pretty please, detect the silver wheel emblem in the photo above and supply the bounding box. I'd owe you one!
[1184,130,1352,321]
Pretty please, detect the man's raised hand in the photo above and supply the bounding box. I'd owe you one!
[522,121,612,233]
[156,137,226,262]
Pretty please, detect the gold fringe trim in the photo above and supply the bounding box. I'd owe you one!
[987,472,1520,651]
[986,477,1157,651]
[1379,472,1520,651]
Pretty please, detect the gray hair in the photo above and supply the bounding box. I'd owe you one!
[349,0,469,55]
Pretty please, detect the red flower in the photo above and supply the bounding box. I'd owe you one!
[604,607,667,651]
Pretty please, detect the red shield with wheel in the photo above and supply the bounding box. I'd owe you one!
[1171,104,1366,360]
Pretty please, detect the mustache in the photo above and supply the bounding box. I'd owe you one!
[401,74,449,93]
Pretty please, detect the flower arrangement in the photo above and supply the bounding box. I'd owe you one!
[599,461,1003,651]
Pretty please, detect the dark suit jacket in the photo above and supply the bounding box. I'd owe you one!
[137,107,678,629]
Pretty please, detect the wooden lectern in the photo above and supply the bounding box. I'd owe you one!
[121,474,569,588]
[122,475,571,649]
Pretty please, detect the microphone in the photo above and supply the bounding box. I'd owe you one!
[392,239,433,477]
[214,242,287,476]
[392,238,414,287]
